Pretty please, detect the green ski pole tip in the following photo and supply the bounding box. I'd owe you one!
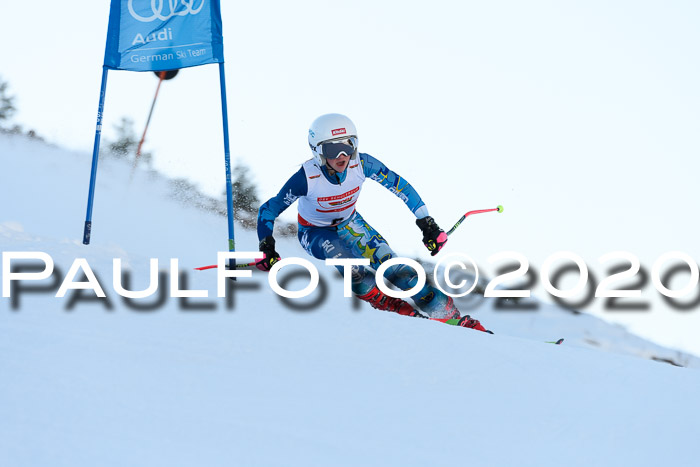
[497,205,504,213]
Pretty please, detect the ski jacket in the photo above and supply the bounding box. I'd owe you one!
[257,153,429,240]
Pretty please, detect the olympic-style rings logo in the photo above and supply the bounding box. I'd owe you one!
[128,0,205,23]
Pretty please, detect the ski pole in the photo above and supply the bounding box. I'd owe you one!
[196,205,504,270]
[195,262,256,271]
[446,204,503,237]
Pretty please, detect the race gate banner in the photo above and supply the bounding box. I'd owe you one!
[103,0,224,71]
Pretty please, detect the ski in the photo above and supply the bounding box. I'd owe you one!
[442,317,564,344]
[433,317,491,333]
[194,262,256,270]
[546,338,565,345]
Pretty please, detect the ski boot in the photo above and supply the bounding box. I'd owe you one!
[357,286,426,318]
[455,315,492,333]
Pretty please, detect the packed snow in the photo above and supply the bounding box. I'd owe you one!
[1,134,699,467]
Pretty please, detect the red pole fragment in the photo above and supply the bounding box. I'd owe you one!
[130,71,166,180]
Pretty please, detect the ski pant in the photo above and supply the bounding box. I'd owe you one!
[297,210,454,318]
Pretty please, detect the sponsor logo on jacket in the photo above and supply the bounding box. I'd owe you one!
[283,189,298,206]
[315,186,360,213]
[328,197,353,207]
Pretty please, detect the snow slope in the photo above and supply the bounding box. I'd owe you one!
[1,134,699,467]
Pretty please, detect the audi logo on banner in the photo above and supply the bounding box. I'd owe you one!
[128,0,206,23]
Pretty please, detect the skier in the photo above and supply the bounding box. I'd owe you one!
[255,113,489,332]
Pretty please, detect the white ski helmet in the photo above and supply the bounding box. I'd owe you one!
[308,113,358,165]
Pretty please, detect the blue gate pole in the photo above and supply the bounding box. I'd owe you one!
[83,66,110,245]
[218,62,236,270]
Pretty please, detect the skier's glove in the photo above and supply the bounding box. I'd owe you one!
[256,236,280,271]
[416,216,448,256]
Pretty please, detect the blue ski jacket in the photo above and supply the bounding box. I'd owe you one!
[257,153,429,240]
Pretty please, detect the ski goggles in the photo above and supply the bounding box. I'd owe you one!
[321,136,358,160]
